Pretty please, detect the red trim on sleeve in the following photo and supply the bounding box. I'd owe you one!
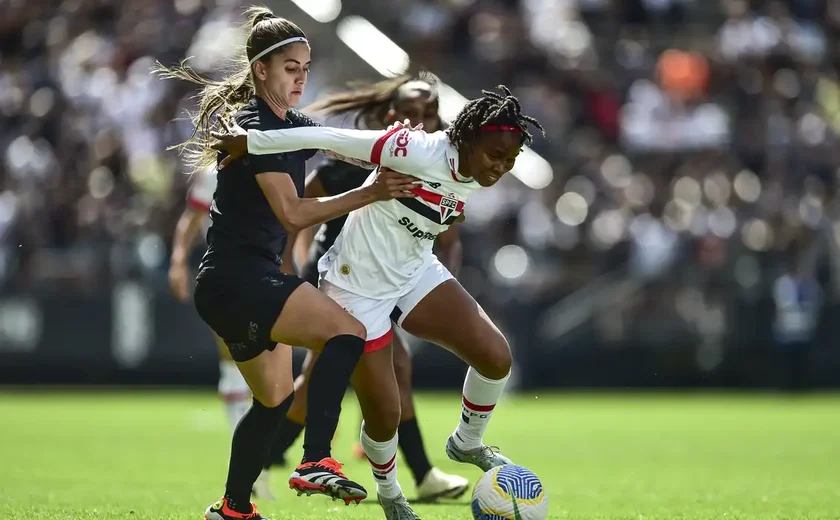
[370,127,403,165]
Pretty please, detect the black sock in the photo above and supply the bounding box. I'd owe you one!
[224,393,294,512]
[398,416,433,485]
[264,416,305,469]
[302,334,365,463]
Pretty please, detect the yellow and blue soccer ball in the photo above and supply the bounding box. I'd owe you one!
[470,465,548,520]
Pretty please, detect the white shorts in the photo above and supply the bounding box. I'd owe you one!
[320,259,453,352]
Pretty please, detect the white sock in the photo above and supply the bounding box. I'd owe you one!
[453,367,510,451]
[218,360,251,431]
[360,422,402,499]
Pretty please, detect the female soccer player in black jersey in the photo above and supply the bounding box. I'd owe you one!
[155,6,419,520]
[262,76,469,502]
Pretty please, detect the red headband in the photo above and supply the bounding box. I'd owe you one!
[479,125,521,133]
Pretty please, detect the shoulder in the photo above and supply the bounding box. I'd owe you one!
[234,99,262,130]
[398,128,448,150]
[287,108,321,128]
[286,108,321,160]
[384,128,447,164]
[421,130,450,148]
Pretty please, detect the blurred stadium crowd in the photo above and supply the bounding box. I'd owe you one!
[2,0,839,385]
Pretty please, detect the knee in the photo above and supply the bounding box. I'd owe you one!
[392,343,412,388]
[256,381,294,408]
[326,313,367,343]
[474,334,512,380]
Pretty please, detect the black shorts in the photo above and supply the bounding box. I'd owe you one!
[193,256,304,362]
[300,259,320,287]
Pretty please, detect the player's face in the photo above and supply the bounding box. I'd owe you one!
[389,98,440,133]
[260,43,310,108]
[465,131,522,187]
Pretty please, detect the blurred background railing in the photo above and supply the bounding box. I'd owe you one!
[1,0,839,389]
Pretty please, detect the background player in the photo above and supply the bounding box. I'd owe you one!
[263,75,469,502]
[168,163,275,500]
[211,85,544,519]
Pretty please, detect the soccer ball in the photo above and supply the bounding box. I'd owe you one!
[470,465,548,520]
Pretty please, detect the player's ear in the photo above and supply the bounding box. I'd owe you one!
[252,61,267,82]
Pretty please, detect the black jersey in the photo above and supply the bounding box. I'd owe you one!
[203,97,318,266]
[307,158,372,260]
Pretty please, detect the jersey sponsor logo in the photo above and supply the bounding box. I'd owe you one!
[425,181,441,189]
[397,216,438,241]
[390,129,411,158]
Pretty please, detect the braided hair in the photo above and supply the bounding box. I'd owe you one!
[448,85,544,148]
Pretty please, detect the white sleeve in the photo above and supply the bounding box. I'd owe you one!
[187,165,217,211]
[247,126,437,174]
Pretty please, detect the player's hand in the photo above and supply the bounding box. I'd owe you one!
[211,117,248,169]
[168,262,191,302]
[385,119,423,133]
[368,167,420,201]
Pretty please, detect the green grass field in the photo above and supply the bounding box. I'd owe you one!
[2,390,839,520]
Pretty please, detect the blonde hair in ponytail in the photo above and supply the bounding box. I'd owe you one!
[153,6,307,173]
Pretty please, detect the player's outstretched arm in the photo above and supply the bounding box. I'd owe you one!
[211,120,425,172]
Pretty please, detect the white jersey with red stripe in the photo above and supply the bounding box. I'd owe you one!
[248,125,481,299]
[186,165,217,237]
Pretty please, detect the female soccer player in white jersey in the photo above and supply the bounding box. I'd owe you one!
[168,163,276,501]
[213,85,544,519]
[263,75,469,502]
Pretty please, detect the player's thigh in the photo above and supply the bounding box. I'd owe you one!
[351,344,401,442]
[270,282,366,350]
[235,342,294,407]
[320,280,396,346]
[215,332,233,361]
[398,263,511,380]
[193,263,313,399]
